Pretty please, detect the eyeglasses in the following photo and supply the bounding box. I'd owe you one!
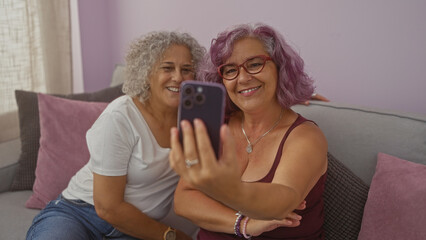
[217,55,272,81]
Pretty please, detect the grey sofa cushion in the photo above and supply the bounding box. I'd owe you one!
[11,85,124,191]
[110,64,126,87]
[293,102,426,185]
[0,191,39,240]
[324,152,369,240]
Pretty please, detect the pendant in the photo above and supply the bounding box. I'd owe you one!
[246,144,253,154]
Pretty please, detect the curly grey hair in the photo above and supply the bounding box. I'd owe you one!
[122,31,206,102]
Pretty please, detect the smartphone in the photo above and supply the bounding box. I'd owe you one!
[177,80,226,159]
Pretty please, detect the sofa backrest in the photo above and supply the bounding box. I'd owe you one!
[111,64,126,87]
[109,63,426,185]
[292,102,426,185]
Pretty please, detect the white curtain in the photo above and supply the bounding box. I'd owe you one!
[0,0,71,142]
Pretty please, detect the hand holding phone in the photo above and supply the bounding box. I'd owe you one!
[177,81,226,158]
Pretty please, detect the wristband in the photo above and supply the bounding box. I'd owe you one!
[242,217,252,239]
[234,211,244,237]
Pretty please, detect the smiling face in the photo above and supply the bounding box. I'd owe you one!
[148,44,195,109]
[222,37,278,112]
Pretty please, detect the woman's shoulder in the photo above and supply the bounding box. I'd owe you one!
[278,113,328,179]
[104,95,133,111]
[286,113,327,148]
[93,95,144,129]
[100,95,140,118]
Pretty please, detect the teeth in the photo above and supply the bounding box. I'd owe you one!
[240,86,260,94]
[167,87,179,92]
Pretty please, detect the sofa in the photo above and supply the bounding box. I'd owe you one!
[1,68,425,239]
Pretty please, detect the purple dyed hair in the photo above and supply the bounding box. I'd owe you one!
[198,23,315,115]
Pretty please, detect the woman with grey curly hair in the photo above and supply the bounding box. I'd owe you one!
[123,31,205,103]
[26,31,205,240]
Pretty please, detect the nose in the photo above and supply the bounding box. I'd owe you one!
[236,66,252,83]
[172,69,184,83]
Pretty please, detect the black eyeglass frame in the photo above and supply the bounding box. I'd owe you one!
[217,55,273,81]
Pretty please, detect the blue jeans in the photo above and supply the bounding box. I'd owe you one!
[26,195,140,240]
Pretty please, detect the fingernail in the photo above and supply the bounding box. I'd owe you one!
[193,118,201,126]
[181,120,190,129]
[194,118,204,129]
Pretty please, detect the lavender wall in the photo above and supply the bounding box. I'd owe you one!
[78,0,426,115]
[78,0,114,92]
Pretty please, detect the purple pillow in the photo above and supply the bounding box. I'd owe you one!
[12,85,123,191]
[25,93,108,209]
[358,153,426,239]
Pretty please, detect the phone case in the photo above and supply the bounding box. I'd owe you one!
[177,80,226,158]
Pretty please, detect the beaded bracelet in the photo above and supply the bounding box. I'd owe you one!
[234,211,244,237]
[242,216,252,239]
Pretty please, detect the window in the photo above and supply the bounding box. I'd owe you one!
[0,0,71,142]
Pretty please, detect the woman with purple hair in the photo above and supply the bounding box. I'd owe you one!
[170,23,328,239]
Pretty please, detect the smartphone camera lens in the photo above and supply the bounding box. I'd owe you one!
[183,85,194,96]
[194,93,205,105]
[183,96,193,109]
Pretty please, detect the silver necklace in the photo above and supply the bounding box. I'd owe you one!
[241,109,284,154]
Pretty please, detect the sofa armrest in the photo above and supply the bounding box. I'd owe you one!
[0,138,21,193]
[0,163,18,193]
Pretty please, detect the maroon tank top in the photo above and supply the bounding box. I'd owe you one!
[198,114,326,240]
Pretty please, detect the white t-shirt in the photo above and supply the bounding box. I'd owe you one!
[62,95,197,236]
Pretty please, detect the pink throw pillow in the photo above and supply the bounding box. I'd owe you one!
[358,153,426,239]
[25,93,108,209]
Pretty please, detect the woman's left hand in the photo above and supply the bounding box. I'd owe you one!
[303,93,330,105]
[169,119,240,198]
[241,200,305,236]
[247,217,300,237]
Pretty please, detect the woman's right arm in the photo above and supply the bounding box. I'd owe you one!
[94,173,191,240]
[174,178,303,236]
